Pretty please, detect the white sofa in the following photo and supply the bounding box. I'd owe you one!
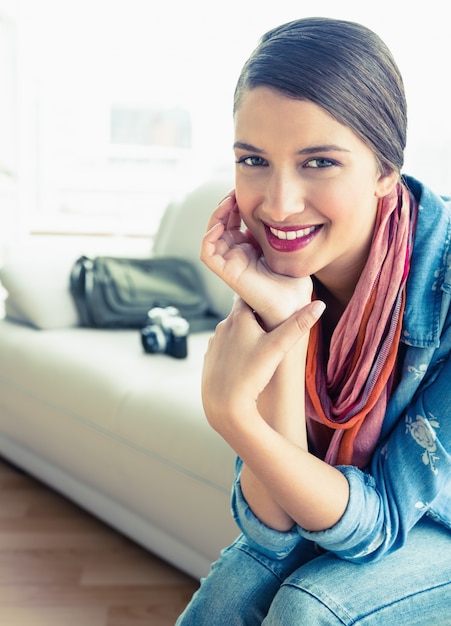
[0,174,240,580]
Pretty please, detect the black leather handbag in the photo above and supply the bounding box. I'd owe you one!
[69,255,220,331]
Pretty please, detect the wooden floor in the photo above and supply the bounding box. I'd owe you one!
[0,457,199,625]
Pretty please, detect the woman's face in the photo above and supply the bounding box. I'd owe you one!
[234,87,397,299]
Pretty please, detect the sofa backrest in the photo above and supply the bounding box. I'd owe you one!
[153,173,235,320]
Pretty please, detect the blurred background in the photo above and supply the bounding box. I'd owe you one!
[0,0,450,264]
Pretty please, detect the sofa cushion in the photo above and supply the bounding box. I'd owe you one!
[0,318,238,571]
[0,257,80,329]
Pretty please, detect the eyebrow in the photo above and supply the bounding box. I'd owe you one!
[233,141,351,155]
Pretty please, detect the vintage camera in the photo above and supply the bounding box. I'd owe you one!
[140,306,189,359]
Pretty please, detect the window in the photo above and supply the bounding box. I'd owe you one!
[6,0,451,244]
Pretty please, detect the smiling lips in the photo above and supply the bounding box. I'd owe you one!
[269,225,317,240]
[265,224,322,252]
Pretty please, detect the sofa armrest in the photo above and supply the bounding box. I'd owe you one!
[0,257,80,329]
[153,173,235,320]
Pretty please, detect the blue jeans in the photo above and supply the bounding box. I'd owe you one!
[176,518,451,625]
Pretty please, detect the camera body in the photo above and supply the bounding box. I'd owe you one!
[141,306,189,359]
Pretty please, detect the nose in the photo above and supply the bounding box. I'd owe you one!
[262,170,306,222]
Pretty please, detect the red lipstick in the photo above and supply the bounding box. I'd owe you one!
[265,224,322,252]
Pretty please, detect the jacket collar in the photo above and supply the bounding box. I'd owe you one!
[401,175,451,348]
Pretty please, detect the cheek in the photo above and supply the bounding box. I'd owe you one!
[325,185,377,227]
[235,170,265,208]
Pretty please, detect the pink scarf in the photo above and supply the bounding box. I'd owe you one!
[306,184,416,468]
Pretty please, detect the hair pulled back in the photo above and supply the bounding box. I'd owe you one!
[234,17,407,174]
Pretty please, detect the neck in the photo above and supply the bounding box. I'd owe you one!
[312,279,350,355]
[314,278,351,316]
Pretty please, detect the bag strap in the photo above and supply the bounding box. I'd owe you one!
[69,256,96,326]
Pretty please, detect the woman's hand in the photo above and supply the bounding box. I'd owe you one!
[202,297,349,534]
[200,193,313,329]
[201,296,325,441]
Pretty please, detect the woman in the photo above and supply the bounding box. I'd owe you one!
[177,17,451,624]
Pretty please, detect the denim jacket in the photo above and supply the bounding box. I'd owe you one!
[232,175,451,563]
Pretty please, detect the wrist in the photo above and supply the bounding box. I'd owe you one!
[256,296,314,332]
[256,306,304,331]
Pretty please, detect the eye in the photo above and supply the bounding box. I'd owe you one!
[304,157,336,169]
[236,155,268,167]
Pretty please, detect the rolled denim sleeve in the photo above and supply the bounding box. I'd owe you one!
[231,458,386,562]
[296,466,386,561]
[231,457,301,559]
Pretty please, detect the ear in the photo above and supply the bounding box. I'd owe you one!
[375,170,399,198]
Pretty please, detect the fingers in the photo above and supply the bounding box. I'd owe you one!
[267,300,326,357]
[231,294,248,312]
[226,199,242,231]
[211,297,263,348]
[203,299,325,414]
[294,300,326,335]
[229,297,324,349]
[205,192,239,234]
[218,189,236,205]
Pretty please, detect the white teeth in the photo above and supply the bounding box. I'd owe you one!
[269,225,317,240]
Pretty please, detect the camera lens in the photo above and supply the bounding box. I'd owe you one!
[141,324,167,353]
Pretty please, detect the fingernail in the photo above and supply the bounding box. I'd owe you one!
[218,195,232,206]
[311,300,326,319]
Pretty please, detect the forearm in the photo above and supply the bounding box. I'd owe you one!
[257,337,309,448]
[239,336,349,534]
[240,339,309,529]
[201,297,334,531]
[235,413,350,532]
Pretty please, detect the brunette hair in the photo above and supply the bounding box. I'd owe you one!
[234,17,407,174]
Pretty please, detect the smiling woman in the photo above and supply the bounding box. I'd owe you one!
[177,15,451,625]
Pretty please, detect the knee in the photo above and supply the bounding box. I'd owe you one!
[177,539,283,625]
[263,583,344,626]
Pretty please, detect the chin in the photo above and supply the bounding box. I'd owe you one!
[264,254,310,279]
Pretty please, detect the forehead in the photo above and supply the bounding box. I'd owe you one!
[235,88,344,136]
[234,87,370,154]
